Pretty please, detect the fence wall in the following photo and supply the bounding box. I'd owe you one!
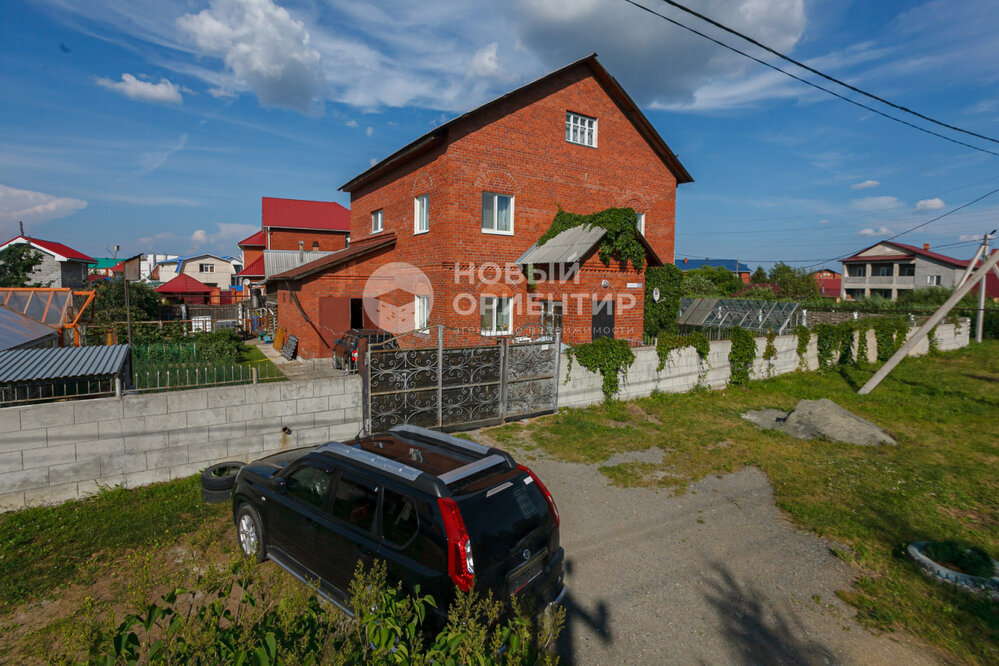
[0,376,362,510]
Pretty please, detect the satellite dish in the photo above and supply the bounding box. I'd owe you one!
[653,287,661,302]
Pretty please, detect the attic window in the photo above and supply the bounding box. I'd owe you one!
[566,112,597,148]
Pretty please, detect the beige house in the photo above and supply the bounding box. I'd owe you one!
[155,254,242,289]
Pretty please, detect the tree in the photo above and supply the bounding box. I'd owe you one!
[0,244,44,287]
[684,265,743,296]
[681,273,721,297]
[90,277,161,323]
[751,267,768,284]
[768,263,819,300]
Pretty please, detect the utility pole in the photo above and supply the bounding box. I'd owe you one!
[976,231,993,343]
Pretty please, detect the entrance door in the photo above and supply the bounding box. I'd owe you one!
[591,297,615,340]
[350,298,364,329]
[318,297,351,355]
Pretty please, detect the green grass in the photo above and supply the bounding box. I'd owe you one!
[0,476,222,610]
[240,343,286,381]
[488,341,999,664]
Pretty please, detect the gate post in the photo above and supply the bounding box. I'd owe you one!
[552,328,562,412]
[436,325,443,428]
[499,337,509,424]
[362,342,371,435]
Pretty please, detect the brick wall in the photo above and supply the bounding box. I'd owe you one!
[268,229,348,253]
[0,376,362,511]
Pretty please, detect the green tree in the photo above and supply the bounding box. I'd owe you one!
[768,262,819,300]
[681,273,720,297]
[751,266,768,284]
[0,244,44,287]
[685,265,744,296]
[644,264,683,337]
[90,277,161,324]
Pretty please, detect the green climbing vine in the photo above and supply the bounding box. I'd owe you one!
[762,329,778,377]
[565,337,636,399]
[537,207,646,270]
[794,325,810,370]
[728,326,756,386]
[656,331,711,385]
[644,264,683,338]
[872,316,909,362]
[814,323,840,369]
[855,320,870,364]
[928,325,939,354]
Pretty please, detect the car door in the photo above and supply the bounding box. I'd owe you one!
[312,471,382,598]
[265,462,335,577]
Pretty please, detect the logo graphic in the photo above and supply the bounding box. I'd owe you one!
[522,549,531,561]
[362,262,434,335]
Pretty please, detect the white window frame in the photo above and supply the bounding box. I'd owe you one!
[565,112,597,148]
[637,212,646,236]
[198,263,215,273]
[927,274,942,286]
[371,209,383,234]
[481,192,514,235]
[414,195,429,235]
[480,296,512,336]
[415,294,430,331]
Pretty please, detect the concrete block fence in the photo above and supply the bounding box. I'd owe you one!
[0,376,363,511]
[0,320,969,510]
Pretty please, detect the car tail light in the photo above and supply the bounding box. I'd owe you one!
[518,464,559,528]
[437,497,474,592]
[351,350,358,362]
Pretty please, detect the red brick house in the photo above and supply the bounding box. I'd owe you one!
[274,55,691,358]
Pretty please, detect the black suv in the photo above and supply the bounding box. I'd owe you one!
[231,424,565,620]
[331,329,398,371]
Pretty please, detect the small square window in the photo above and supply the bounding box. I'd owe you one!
[927,274,942,286]
[481,192,514,234]
[414,195,429,234]
[371,209,383,233]
[566,112,597,147]
[198,263,215,273]
[481,296,512,335]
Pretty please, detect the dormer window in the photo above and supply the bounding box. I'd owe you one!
[566,112,597,148]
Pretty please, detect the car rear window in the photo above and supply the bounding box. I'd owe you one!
[457,473,550,560]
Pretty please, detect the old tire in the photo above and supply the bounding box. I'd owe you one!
[236,503,266,562]
[906,542,999,596]
[201,461,245,492]
[202,487,232,504]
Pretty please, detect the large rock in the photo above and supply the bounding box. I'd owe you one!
[742,398,896,446]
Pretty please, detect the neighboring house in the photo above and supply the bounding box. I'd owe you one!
[89,258,120,278]
[812,269,841,298]
[273,54,692,358]
[676,258,751,284]
[840,241,998,300]
[141,253,178,281]
[0,236,95,288]
[154,274,215,305]
[157,254,242,290]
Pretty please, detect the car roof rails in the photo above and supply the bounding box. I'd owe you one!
[315,441,423,482]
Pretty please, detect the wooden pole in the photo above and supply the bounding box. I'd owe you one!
[859,245,999,394]
[976,234,992,343]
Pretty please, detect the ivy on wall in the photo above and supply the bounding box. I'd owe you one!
[537,207,646,270]
[644,264,684,338]
[565,337,636,399]
[763,330,778,377]
[794,325,810,371]
[728,326,756,386]
[655,331,711,385]
[873,316,909,362]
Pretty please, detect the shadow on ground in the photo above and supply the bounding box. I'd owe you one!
[555,560,613,664]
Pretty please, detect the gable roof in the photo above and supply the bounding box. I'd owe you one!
[91,257,120,270]
[262,197,351,232]
[154,274,214,294]
[0,236,95,263]
[158,253,236,271]
[239,230,266,247]
[235,255,265,277]
[841,241,971,267]
[516,224,663,267]
[340,54,692,193]
[272,233,397,281]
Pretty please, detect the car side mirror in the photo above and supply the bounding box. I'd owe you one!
[273,478,287,493]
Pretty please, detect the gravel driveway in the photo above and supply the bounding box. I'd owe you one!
[518,452,941,665]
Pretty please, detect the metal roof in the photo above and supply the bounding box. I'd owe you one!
[0,344,130,382]
[516,224,607,265]
[677,258,750,273]
[263,250,333,278]
[677,298,803,335]
[270,234,397,281]
[0,307,59,351]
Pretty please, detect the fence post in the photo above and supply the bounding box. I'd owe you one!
[115,377,122,398]
[499,337,508,424]
[436,325,443,428]
[252,367,259,384]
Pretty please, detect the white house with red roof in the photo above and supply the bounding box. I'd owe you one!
[0,235,95,288]
[841,240,998,300]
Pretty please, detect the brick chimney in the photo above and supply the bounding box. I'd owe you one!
[923,243,930,250]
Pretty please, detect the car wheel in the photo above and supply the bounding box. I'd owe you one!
[236,504,266,562]
[201,461,245,492]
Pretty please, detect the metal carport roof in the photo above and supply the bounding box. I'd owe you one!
[0,345,130,383]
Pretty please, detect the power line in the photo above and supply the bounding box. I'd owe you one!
[621,0,999,157]
[652,0,999,146]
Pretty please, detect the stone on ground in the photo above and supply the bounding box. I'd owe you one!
[742,398,896,446]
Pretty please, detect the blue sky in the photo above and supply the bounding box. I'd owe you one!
[1,0,997,271]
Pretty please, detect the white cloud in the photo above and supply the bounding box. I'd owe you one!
[365,126,374,137]
[857,226,891,236]
[958,234,982,242]
[0,184,87,238]
[916,198,945,211]
[208,86,237,98]
[177,0,325,115]
[190,229,208,244]
[138,133,188,175]
[851,179,880,190]
[345,119,358,127]
[852,196,901,211]
[96,73,183,104]
[468,43,509,80]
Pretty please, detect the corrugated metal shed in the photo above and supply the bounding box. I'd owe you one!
[516,224,606,265]
[263,250,333,278]
[0,345,130,383]
[0,307,59,351]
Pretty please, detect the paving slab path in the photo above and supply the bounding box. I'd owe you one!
[518,454,941,665]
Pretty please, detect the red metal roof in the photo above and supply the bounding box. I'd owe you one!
[841,253,914,263]
[154,274,214,294]
[0,236,95,263]
[272,233,397,280]
[815,276,841,297]
[262,197,350,232]
[239,230,266,247]
[235,255,265,277]
[889,241,973,267]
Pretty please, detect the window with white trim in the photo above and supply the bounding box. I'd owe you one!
[415,294,430,331]
[637,212,646,236]
[927,274,942,286]
[565,112,597,147]
[414,195,429,234]
[481,193,513,234]
[480,296,512,335]
[371,209,383,233]
[198,263,215,273]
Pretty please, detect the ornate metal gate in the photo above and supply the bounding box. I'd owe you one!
[362,325,560,433]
